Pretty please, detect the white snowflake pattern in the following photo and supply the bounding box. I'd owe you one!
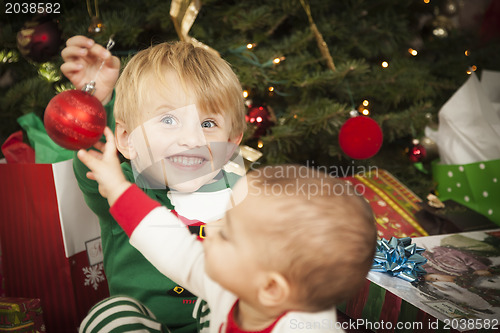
[83,263,105,290]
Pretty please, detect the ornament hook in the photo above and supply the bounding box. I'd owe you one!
[82,35,115,95]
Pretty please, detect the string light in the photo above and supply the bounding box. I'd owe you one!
[246,43,256,49]
[467,65,478,75]
[423,0,430,3]
[362,109,370,115]
[243,90,249,98]
[381,61,389,68]
[257,140,264,148]
[362,100,369,107]
[273,56,286,64]
[464,49,470,56]
[268,86,274,92]
[433,27,447,37]
[408,48,418,56]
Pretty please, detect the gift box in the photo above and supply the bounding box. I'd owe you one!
[340,229,500,332]
[0,159,110,332]
[432,159,500,226]
[342,169,428,239]
[0,297,44,332]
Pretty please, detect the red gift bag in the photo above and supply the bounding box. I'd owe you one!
[0,159,109,332]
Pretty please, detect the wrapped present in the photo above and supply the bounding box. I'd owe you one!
[342,169,428,239]
[0,159,109,332]
[432,159,500,226]
[0,297,44,332]
[340,229,500,332]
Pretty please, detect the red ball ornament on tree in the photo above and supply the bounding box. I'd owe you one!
[338,116,383,159]
[17,16,62,63]
[247,105,274,138]
[408,139,427,163]
[44,90,107,150]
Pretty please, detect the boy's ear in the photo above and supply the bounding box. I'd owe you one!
[114,121,136,160]
[257,272,290,308]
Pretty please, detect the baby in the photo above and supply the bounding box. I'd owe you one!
[78,128,377,332]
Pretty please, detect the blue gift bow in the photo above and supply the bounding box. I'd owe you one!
[371,237,427,283]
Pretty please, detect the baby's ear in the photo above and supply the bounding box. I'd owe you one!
[257,272,290,307]
[114,121,136,160]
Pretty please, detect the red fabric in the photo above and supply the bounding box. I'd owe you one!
[1,131,35,164]
[0,163,109,332]
[222,301,286,333]
[110,184,161,237]
[379,290,403,332]
[344,279,371,320]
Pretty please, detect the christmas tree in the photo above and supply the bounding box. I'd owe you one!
[1,0,499,197]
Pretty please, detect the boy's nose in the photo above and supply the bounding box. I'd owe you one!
[177,125,206,148]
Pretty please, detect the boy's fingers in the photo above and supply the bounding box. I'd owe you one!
[77,149,98,169]
[66,35,94,48]
[104,55,120,70]
[93,140,105,152]
[60,62,84,76]
[86,149,103,160]
[102,127,117,152]
[86,171,96,181]
[61,45,87,61]
[88,43,110,60]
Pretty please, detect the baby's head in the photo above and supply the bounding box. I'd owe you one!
[204,165,377,312]
[113,41,246,192]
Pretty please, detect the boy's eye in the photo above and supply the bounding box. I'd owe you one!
[161,115,177,125]
[201,120,216,128]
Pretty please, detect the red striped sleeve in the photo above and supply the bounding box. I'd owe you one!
[110,184,161,237]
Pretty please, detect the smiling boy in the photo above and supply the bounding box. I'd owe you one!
[62,37,246,332]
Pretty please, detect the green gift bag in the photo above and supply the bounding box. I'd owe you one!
[17,112,73,163]
[433,159,500,226]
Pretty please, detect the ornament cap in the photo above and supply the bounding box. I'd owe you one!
[82,81,96,95]
[349,109,359,118]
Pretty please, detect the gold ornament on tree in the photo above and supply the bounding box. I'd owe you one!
[170,0,218,55]
[299,0,336,72]
[87,0,104,35]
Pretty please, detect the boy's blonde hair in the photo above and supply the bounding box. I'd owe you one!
[115,41,246,138]
[247,165,376,311]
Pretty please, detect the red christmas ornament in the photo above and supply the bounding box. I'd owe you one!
[17,16,62,63]
[247,105,274,138]
[338,116,383,159]
[44,90,106,150]
[408,140,427,163]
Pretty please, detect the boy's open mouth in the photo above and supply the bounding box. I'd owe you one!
[167,155,207,167]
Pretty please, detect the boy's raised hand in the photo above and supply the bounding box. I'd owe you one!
[77,127,131,206]
[61,35,120,105]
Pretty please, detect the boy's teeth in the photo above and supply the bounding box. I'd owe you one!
[170,156,204,166]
